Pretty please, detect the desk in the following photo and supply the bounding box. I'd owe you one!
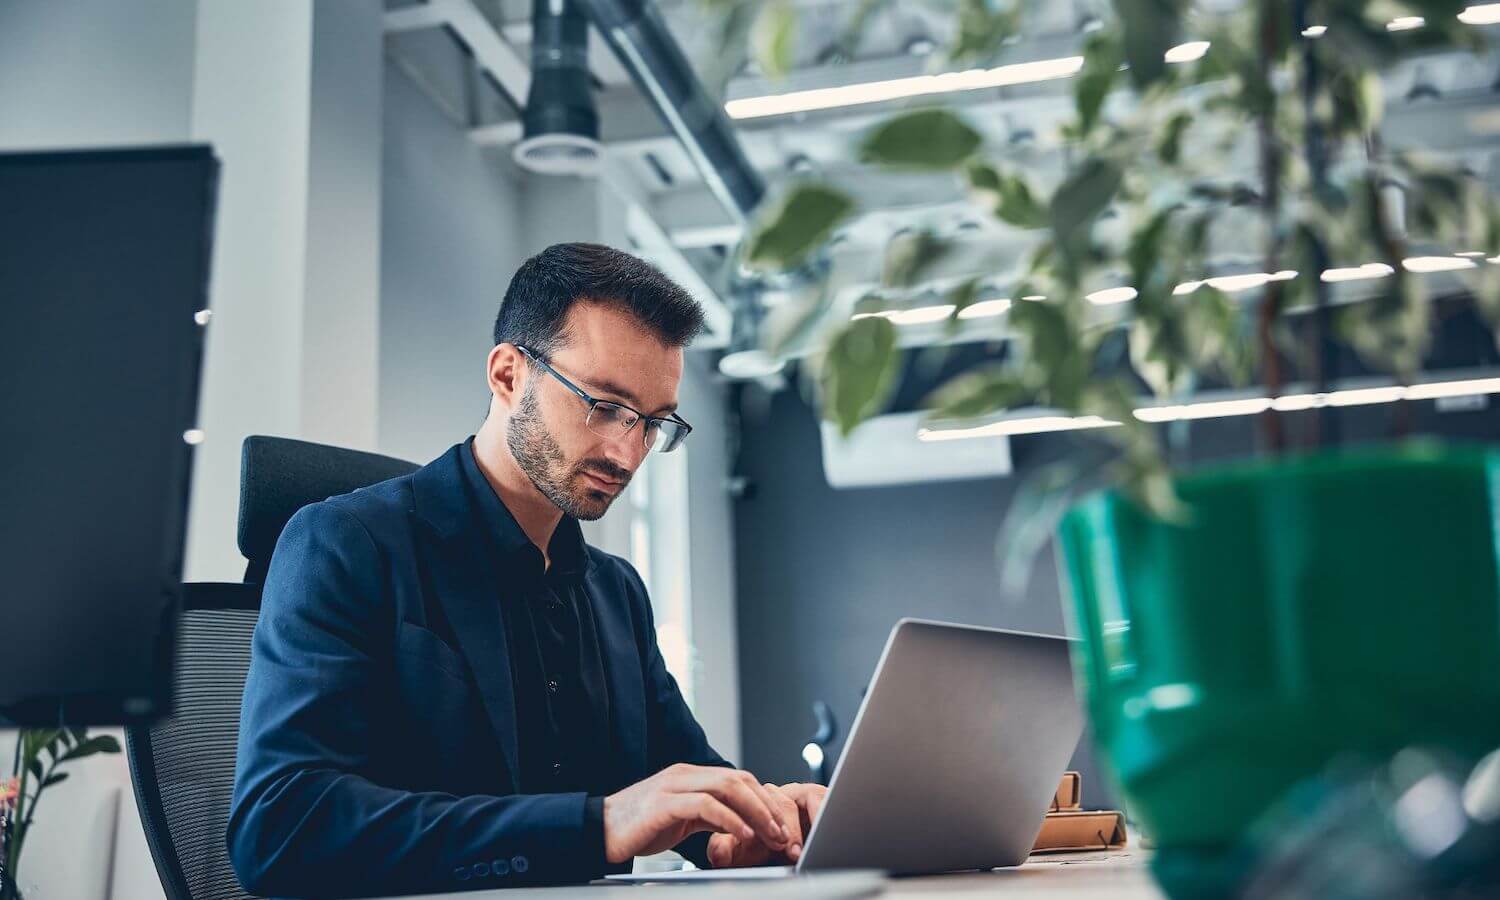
[379,849,1162,900]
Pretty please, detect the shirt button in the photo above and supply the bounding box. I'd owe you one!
[547,679,559,694]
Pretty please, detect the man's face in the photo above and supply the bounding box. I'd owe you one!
[506,301,684,520]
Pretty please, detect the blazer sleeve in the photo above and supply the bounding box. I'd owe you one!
[227,502,608,899]
[618,560,736,869]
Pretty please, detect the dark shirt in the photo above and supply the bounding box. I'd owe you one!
[458,438,614,861]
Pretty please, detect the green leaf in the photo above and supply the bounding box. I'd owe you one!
[1050,157,1122,266]
[1113,0,1184,90]
[924,365,1030,420]
[1009,298,1093,408]
[1074,31,1123,137]
[1156,111,1191,165]
[41,772,69,788]
[859,108,984,171]
[751,0,797,79]
[742,183,856,273]
[60,734,121,762]
[818,316,902,435]
[950,0,1020,64]
[27,758,42,780]
[881,228,953,288]
[966,162,1049,229]
[944,278,984,336]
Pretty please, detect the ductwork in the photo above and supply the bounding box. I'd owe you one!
[578,0,765,222]
[515,0,603,176]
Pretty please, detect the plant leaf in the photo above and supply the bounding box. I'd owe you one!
[950,0,1020,64]
[1075,31,1123,137]
[859,108,984,171]
[818,316,902,435]
[60,734,121,763]
[42,772,69,788]
[1113,0,1184,90]
[742,183,856,272]
[924,365,1030,420]
[1051,157,1122,266]
[967,162,1049,229]
[751,0,797,79]
[881,228,953,288]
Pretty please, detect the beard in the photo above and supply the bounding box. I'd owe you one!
[507,383,632,521]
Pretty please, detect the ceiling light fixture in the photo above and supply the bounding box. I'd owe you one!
[921,375,1500,438]
[1086,286,1139,305]
[1302,24,1328,37]
[1164,41,1211,63]
[1459,4,1500,25]
[1403,255,1477,272]
[958,298,1014,319]
[1321,262,1395,282]
[1387,16,1426,31]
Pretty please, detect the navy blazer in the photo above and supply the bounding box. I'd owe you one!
[227,443,730,898]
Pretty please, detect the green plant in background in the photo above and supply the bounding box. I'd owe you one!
[2,729,121,899]
[717,0,1500,545]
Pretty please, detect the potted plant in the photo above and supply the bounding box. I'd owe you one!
[715,0,1500,893]
[1,729,121,900]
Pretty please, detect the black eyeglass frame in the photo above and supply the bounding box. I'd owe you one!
[515,344,693,453]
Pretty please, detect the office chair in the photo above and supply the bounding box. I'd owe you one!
[126,436,417,900]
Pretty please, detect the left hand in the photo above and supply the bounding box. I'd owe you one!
[705,782,828,868]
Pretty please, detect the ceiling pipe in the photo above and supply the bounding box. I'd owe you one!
[578,0,765,222]
[515,0,604,175]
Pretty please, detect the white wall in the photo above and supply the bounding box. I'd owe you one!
[378,60,528,464]
[0,1,198,151]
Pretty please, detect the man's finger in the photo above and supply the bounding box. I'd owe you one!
[782,783,827,833]
[675,769,786,849]
[764,784,804,857]
[673,792,754,842]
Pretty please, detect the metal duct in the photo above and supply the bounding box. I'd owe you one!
[579,0,764,222]
[515,0,603,176]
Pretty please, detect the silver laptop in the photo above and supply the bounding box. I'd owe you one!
[608,618,1084,881]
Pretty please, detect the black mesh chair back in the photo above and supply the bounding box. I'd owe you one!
[127,436,419,899]
[126,582,260,900]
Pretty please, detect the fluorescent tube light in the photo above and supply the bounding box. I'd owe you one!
[1460,4,1500,25]
[1086,286,1138,305]
[1134,397,1273,422]
[1388,16,1426,31]
[1165,41,1211,63]
[1403,255,1478,272]
[888,304,956,325]
[1205,270,1297,293]
[923,376,1500,440]
[1173,280,1204,295]
[725,55,1085,119]
[918,415,1118,441]
[958,298,1013,319]
[1322,262,1394,282]
[1302,25,1328,37]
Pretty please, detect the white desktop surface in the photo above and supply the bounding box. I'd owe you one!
[371,848,1161,900]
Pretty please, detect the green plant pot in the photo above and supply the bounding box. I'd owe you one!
[1056,442,1500,897]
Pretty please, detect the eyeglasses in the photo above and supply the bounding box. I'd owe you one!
[515,345,693,454]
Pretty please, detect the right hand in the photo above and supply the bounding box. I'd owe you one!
[602,764,795,864]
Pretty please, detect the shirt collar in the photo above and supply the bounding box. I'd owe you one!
[460,436,591,580]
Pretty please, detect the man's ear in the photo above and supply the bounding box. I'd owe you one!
[487,343,526,410]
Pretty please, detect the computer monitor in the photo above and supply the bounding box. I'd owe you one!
[0,145,219,726]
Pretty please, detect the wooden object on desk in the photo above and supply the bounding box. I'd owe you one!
[1031,771,1128,853]
[1050,771,1081,811]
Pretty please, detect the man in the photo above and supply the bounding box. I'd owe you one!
[228,243,825,898]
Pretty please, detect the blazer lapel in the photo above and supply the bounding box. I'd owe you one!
[411,445,522,793]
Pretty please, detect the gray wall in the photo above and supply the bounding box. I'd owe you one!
[0,0,197,152]
[379,59,528,464]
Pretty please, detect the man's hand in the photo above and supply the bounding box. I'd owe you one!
[602,764,800,865]
[705,782,828,869]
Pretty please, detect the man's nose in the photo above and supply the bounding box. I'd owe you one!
[603,428,649,472]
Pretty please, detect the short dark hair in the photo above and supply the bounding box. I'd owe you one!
[493,242,705,356]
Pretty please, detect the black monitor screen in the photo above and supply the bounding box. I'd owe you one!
[0,145,217,725]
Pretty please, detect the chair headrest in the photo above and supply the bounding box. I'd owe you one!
[237,436,418,573]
